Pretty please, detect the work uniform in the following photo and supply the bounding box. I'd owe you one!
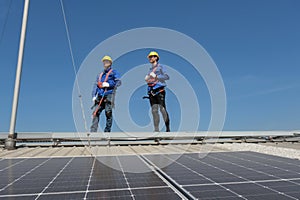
[91,67,121,132]
[146,63,170,132]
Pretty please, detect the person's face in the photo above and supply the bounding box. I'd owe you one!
[103,60,112,69]
[148,55,158,63]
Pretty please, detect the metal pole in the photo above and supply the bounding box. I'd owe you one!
[5,0,30,150]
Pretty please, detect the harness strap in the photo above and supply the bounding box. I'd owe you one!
[147,66,158,86]
[149,88,165,97]
[93,69,113,116]
[98,69,113,88]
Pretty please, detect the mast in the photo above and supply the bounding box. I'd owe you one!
[5,0,30,150]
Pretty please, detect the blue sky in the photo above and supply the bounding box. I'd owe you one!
[0,0,300,132]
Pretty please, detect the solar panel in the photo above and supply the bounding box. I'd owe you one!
[144,151,300,199]
[0,151,299,199]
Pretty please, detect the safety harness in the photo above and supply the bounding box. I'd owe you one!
[146,65,165,97]
[149,88,165,96]
[97,69,113,88]
[93,69,113,116]
[147,66,158,87]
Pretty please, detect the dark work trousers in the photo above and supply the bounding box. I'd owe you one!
[149,90,170,132]
[90,94,113,132]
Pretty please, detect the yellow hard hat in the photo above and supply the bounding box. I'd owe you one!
[101,55,113,63]
[147,51,159,59]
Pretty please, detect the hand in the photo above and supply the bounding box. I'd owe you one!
[145,75,150,81]
[150,72,157,78]
[92,96,97,102]
[102,82,109,87]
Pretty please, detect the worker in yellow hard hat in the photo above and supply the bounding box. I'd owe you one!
[145,51,170,132]
[90,55,121,132]
[101,55,113,63]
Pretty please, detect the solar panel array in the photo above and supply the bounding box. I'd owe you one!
[0,151,299,199]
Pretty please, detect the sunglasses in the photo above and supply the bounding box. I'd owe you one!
[149,55,157,58]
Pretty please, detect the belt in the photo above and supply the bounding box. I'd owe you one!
[149,87,165,96]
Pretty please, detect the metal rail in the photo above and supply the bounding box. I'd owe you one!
[0,131,299,147]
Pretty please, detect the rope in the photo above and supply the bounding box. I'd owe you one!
[59,0,89,137]
[0,0,12,47]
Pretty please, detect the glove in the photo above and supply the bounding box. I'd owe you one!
[92,96,97,102]
[150,72,156,78]
[102,82,109,88]
[145,75,150,81]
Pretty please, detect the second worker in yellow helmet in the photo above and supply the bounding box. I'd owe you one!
[145,51,170,132]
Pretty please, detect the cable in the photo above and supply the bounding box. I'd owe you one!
[0,0,12,48]
[59,0,89,135]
